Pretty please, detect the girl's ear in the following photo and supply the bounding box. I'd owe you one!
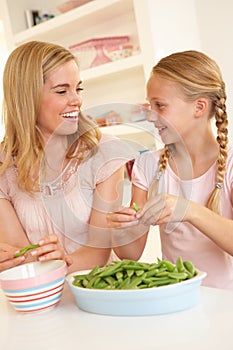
[194,98,209,118]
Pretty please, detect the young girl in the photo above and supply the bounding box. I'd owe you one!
[108,50,233,290]
[0,41,136,273]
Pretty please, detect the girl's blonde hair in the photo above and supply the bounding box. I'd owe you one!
[0,41,101,192]
[149,50,228,214]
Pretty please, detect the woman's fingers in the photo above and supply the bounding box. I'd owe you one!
[30,234,66,262]
[0,251,25,272]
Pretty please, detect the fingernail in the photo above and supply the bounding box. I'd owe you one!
[31,250,37,256]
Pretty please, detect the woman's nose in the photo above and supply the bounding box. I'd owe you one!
[68,92,82,106]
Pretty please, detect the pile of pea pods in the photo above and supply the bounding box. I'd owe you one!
[72,257,197,290]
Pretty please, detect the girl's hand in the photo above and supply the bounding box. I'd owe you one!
[0,244,25,272]
[107,207,139,228]
[136,193,190,227]
[30,234,73,266]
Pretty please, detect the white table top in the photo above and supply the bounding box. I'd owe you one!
[1,283,233,350]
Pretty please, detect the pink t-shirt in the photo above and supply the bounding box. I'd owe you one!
[0,134,137,255]
[132,145,233,290]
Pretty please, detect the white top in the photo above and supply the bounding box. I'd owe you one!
[0,134,137,253]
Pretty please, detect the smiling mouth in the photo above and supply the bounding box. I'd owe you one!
[157,126,167,134]
[60,111,79,120]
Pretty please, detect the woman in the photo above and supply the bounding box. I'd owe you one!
[0,41,135,273]
[108,50,233,290]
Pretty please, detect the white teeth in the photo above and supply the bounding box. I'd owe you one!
[61,111,79,119]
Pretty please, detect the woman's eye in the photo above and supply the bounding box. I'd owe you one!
[76,87,83,93]
[56,90,66,95]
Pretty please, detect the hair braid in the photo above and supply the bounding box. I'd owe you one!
[206,86,228,213]
[148,145,171,198]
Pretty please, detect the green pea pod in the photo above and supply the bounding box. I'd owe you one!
[14,244,39,258]
[168,272,188,280]
[162,259,175,272]
[183,261,196,277]
[176,256,185,273]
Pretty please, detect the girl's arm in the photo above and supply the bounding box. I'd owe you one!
[113,184,150,260]
[138,189,233,256]
[185,193,233,255]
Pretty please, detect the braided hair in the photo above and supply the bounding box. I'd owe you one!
[148,50,228,214]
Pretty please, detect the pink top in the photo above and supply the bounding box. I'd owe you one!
[132,145,233,290]
[0,134,137,257]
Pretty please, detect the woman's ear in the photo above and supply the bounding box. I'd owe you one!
[194,98,209,118]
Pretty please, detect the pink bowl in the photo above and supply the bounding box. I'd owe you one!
[0,260,67,313]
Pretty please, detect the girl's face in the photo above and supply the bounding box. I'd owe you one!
[37,60,83,141]
[146,74,197,145]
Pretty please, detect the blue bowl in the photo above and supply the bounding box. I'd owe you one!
[66,269,207,316]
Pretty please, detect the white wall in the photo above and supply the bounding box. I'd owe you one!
[195,0,233,143]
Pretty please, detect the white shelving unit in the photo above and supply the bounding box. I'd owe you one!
[2,0,201,108]
[1,0,201,261]
[3,0,159,107]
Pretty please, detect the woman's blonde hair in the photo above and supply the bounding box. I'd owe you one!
[0,41,101,192]
[149,50,228,214]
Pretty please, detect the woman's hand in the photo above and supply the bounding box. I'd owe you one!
[107,206,139,228]
[0,243,25,272]
[30,234,73,266]
[136,193,190,227]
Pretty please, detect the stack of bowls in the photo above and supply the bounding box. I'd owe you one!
[0,260,67,313]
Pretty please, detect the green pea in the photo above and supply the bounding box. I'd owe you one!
[132,202,140,212]
[14,244,39,258]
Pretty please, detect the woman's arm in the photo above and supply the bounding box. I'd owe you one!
[67,166,126,273]
[0,199,30,247]
[0,243,26,272]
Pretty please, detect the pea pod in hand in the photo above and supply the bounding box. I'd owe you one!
[14,244,39,258]
[133,202,140,212]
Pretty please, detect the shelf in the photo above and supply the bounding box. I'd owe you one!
[13,0,134,45]
[81,53,143,81]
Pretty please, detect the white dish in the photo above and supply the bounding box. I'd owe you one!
[66,269,207,316]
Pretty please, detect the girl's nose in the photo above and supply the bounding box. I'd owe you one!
[146,109,159,122]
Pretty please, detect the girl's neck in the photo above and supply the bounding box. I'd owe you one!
[167,134,219,179]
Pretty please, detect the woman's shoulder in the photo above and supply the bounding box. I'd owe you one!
[80,133,138,185]
[97,133,138,161]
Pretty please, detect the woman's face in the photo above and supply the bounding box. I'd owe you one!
[37,59,83,141]
[146,74,197,145]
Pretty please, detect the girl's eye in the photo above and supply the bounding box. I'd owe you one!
[77,87,84,92]
[152,102,164,109]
